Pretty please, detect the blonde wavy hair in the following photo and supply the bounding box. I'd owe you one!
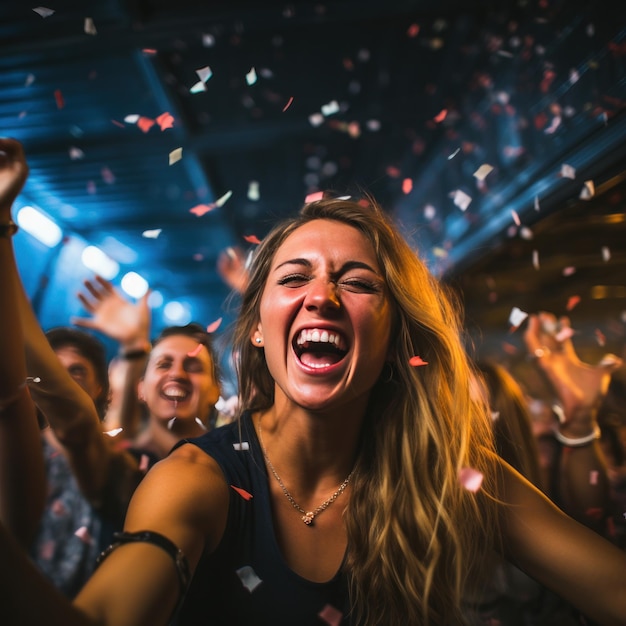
[231,197,500,625]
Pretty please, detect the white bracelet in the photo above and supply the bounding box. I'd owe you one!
[553,424,601,447]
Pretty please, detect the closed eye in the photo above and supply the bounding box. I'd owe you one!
[338,278,382,293]
[277,273,311,287]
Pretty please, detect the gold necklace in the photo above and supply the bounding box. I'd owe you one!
[257,419,354,526]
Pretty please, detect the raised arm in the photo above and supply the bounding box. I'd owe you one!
[0,137,46,546]
[72,275,151,439]
[523,312,623,530]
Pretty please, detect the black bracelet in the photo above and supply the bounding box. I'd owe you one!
[0,221,18,238]
[118,347,150,360]
[97,530,191,594]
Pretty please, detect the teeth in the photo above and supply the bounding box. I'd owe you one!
[162,387,187,399]
[296,329,343,349]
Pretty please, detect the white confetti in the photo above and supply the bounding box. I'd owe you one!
[473,163,494,181]
[84,17,97,35]
[458,467,483,492]
[534,195,540,211]
[69,147,84,160]
[247,180,260,201]
[451,189,472,211]
[196,66,213,83]
[532,249,540,270]
[601,246,610,262]
[447,147,460,160]
[233,442,250,451]
[104,427,123,437]
[124,114,140,124]
[74,526,94,544]
[245,67,257,85]
[308,112,324,127]
[236,565,263,592]
[32,7,55,18]
[560,163,576,179]
[321,100,340,116]
[215,190,233,207]
[189,81,206,94]
[579,180,594,200]
[142,229,162,239]
[169,147,183,165]
[509,306,528,328]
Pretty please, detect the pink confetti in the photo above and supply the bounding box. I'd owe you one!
[555,326,575,342]
[111,119,125,128]
[156,112,174,131]
[318,604,344,626]
[407,23,420,38]
[142,48,157,55]
[231,485,253,500]
[244,234,262,244]
[402,178,413,194]
[137,116,155,133]
[566,295,580,311]
[562,266,576,277]
[74,526,94,544]
[187,343,203,357]
[433,108,448,123]
[206,317,222,333]
[458,467,483,492]
[139,454,150,473]
[54,89,64,109]
[305,191,324,203]
[282,96,294,112]
[589,470,598,485]
[189,204,215,217]
[409,356,428,367]
[101,166,115,184]
[510,209,521,226]
[595,329,606,347]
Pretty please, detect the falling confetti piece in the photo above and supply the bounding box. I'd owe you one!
[244,234,262,244]
[509,307,528,329]
[601,246,610,262]
[579,180,595,200]
[231,485,253,501]
[142,228,162,239]
[282,96,294,112]
[196,66,213,82]
[562,266,576,277]
[187,343,203,357]
[74,526,94,544]
[33,7,55,18]
[559,163,576,179]
[139,454,150,472]
[534,195,540,211]
[409,356,428,366]
[555,326,575,343]
[245,67,257,85]
[124,114,140,124]
[247,180,260,201]
[451,189,472,211]
[305,191,324,203]
[206,318,222,333]
[566,295,581,311]
[190,81,206,94]
[458,467,483,492]
[236,566,262,592]
[589,470,598,485]
[25,73,35,86]
[491,411,500,421]
[532,250,540,270]
[318,604,344,626]
[84,17,97,35]
[137,116,155,133]
[473,163,494,181]
[402,178,413,194]
[215,190,233,207]
[407,23,420,37]
[104,427,123,437]
[142,48,157,55]
[194,417,207,430]
[156,112,174,130]
[189,204,215,217]
[433,108,448,123]
[595,329,606,347]
[69,147,84,160]
[447,147,460,160]
[167,417,177,430]
[321,100,340,116]
[510,209,521,226]
[54,89,64,109]
[169,147,183,165]
[101,166,115,184]
[233,442,250,451]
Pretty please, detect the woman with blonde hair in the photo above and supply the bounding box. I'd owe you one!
[1,137,625,626]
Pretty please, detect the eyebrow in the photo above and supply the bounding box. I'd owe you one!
[274,258,381,275]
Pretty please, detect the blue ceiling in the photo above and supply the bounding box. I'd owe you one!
[1,0,625,375]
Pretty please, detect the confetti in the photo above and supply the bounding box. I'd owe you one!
[565,295,580,311]
[206,317,222,333]
[562,266,576,277]
[233,442,250,451]
[190,81,207,94]
[473,164,494,181]
[69,147,84,160]
[142,229,162,239]
[579,180,595,200]
[447,147,460,160]
[54,89,64,109]
[101,166,115,184]
[510,209,521,226]
[245,67,257,85]
[236,565,262,592]
[156,112,174,131]
[74,526,94,544]
[282,96,294,112]
[508,307,528,329]
[196,66,213,82]
[595,329,606,347]
[451,189,472,211]
[534,195,540,211]
[32,7,55,18]
[601,246,610,262]
[305,191,324,203]
[189,204,215,217]
[559,163,576,179]
[84,17,97,35]
[433,108,448,123]
[458,467,483,492]
[104,427,123,437]
[247,180,260,201]
[137,116,155,133]
[321,100,340,116]
[589,470,599,486]
[532,250,540,270]
[169,147,183,165]
[555,326,575,342]
[409,356,428,366]
[187,343,203,357]
[402,178,413,194]
[139,454,150,472]
[318,604,344,626]
[231,485,253,500]
[244,234,262,244]
[124,114,140,124]
[215,190,233,207]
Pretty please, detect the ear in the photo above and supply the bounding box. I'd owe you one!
[137,379,146,402]
[250,323,264,347]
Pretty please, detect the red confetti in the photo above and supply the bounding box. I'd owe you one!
[244,234,262,244]
[566,295,580,311]
[156,111,174,130]
[231,485,253,500]
[318,604,344,626]
[402,178,413,194]
[282,96,294,112]
[409,356,428,367]
[595,329,606,347]
[187,343,203,357]
[54,89,64,109]
[111,119,125,128]
[407,23,420,38]
[433,108,448,123]
[189,203,216,216]
[206,317,222,333]
[137,116,155,133]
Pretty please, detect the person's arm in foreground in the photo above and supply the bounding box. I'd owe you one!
[0,443,229,626]
[524,312,623,529]
[498,458,626,625]
[0,137,46,546]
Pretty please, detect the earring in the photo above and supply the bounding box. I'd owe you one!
[255,337,262,344]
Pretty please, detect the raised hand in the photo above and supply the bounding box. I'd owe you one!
[72,275,151,349]
[0,138,29,216]
[216,246,249,294]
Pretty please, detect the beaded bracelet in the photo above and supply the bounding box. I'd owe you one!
[553,424,601,447]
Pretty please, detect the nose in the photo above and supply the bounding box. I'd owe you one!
[167,359,188,378]
[304,279,341,313]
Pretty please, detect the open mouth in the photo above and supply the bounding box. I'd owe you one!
[161,384,190,402]
[293,328,348,369]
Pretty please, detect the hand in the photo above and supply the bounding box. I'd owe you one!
[523,312,622,434]
[217,246,249,294]
[0,138,29,217]
[71,275,151,348]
